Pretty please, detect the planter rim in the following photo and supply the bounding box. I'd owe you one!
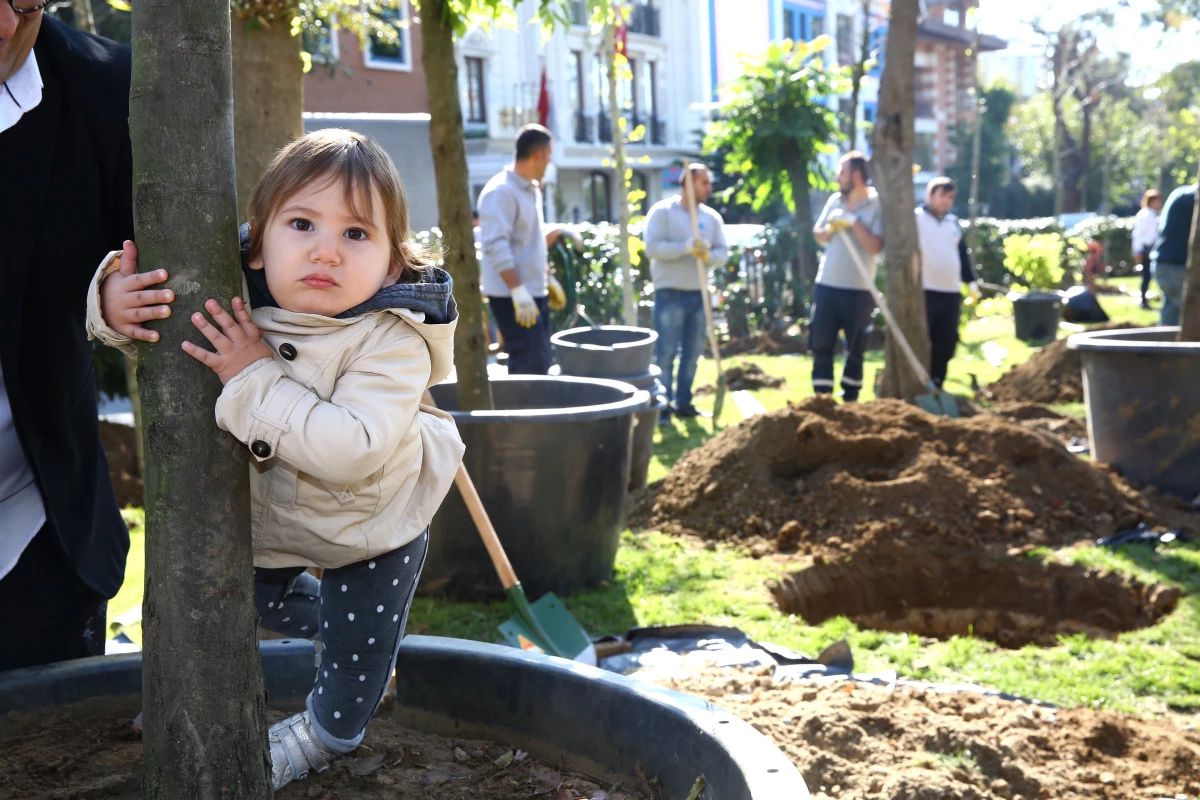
[0,636,808,799]
[435,375,650,424]
[551,325,658,351]
[1067,326,1200,355]
[1009,290,1063,302]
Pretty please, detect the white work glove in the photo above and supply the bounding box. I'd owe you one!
[510,284,540,328]
[825,208,857,233]
[547,275,567,311]
[560,227,584,252]
[688,237,711,262]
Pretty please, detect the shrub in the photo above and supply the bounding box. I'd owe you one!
[1003,233,1068,290]
[1069,215,1135,276]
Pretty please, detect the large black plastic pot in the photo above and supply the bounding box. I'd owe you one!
[0,637,808,799]
[1068,326,1200,494]
[424,376,649,599]
[551,325,658,378]
[1011,291,1063,342]
[630,395,669,490]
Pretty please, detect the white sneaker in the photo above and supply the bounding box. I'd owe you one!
[268,711,335,790]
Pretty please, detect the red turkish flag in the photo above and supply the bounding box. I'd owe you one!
[537,64,551,129]
[615,20,628,57]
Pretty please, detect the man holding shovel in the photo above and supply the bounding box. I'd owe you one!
[811,151,885,402]
[645,163,729,423]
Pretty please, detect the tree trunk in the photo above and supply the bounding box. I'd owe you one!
[123,353,144,482]
[421,0,492,410]
[1178,177,1200,341]
[846,0,872,148]
[231,17,304,219]
[73,0,96,33]
[605,20,637,326]
[130,1,271,797]
[782,144,817,295]
[870,0,930,400]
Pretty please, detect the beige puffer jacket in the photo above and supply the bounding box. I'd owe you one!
[86,251,465,569]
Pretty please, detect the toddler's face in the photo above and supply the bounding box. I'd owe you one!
[251,178,397,317]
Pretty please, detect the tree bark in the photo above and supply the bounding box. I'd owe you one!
[870,0,930,400]
[846,0,872,148]
[1178,177,1200,341]
[130,1,271,797]
[231,17,304,219]
[421,0,492,410]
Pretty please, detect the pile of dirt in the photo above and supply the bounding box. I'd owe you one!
[639,663,1200,800]
[722,329,809,356]
[631,396,1196,556]
[0,698,653,800]
[767,543,1180,648]
[987,323,1139,405]
[100,420,143,509]
[985,403,1088,446]
[695,363,786,395]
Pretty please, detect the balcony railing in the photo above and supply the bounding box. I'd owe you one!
[574,111,594,144]
[597,112,613,143]
[649,116,666,145]
[628,3,661,37]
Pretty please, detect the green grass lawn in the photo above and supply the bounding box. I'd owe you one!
[108,281,1199,717]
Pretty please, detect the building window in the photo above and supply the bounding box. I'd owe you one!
[782,4,824,43]
[836,14,854,65]
[583,171,611,222]
[570,52,584,114]
[365,3,412,72]
[465,57,486,123]
[302,21,340,66]
[863,102,876,124]
[645,61,658,118]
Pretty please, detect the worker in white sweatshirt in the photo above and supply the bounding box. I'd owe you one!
[916,177,980,388]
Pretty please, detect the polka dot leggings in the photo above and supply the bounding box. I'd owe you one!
[253,530,428,752]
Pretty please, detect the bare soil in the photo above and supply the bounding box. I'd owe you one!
[630,396,1197,558]
[637,662,1200,800]
[983,403,1088,446]
[0,698,653,800]
[99,420,142,510]
[767,543,1181,648]
[695,363,786,395]
[986,323,1139,405]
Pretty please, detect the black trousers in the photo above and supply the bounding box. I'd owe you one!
[488,295,553,375]
[925,290,962,389]
[0,524,108,671]
[809,284,875,400]
[1140,251,1153,301]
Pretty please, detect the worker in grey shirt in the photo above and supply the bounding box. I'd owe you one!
[478,124,574,374]
[644,163,729,421]
[810,150,885,401]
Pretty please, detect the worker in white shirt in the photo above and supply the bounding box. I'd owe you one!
[1132,189,1163,310]
[915,178,979,389]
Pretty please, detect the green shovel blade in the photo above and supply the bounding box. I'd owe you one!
[497,586,593,663]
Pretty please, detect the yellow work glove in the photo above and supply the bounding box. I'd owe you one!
[547,275,567,311]
[688,237,711,263]
[510,284,540,328]
[967,281,982,304]
[825,209,857,234]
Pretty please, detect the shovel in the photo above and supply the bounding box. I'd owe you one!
[838,229,958,418]
[683,161,727,425]
[422,393,597,665]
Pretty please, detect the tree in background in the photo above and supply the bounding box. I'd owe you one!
[946,83,1015,218]
[843,0,878,149]
[871,0,929,400]
[704,37,847,289]
[130,0,271,795]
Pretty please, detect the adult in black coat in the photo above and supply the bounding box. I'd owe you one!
[0,8,138,670]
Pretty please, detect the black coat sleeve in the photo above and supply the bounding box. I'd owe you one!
[959,236,978,284]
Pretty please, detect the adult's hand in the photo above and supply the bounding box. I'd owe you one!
[510,284,540,328]
[547,275,567,311]
[99,240,175,342]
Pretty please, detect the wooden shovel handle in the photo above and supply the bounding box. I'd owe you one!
[423,392,520,590]
[682,162,723,377]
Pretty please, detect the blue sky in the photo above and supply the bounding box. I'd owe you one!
[976,0,1200,83]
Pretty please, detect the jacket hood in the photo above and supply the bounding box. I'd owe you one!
[239,223,455,324]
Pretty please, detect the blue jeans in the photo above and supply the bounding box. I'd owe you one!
[654,289,707,411]
[488,295,554,374]
[1154,261,1186,327]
